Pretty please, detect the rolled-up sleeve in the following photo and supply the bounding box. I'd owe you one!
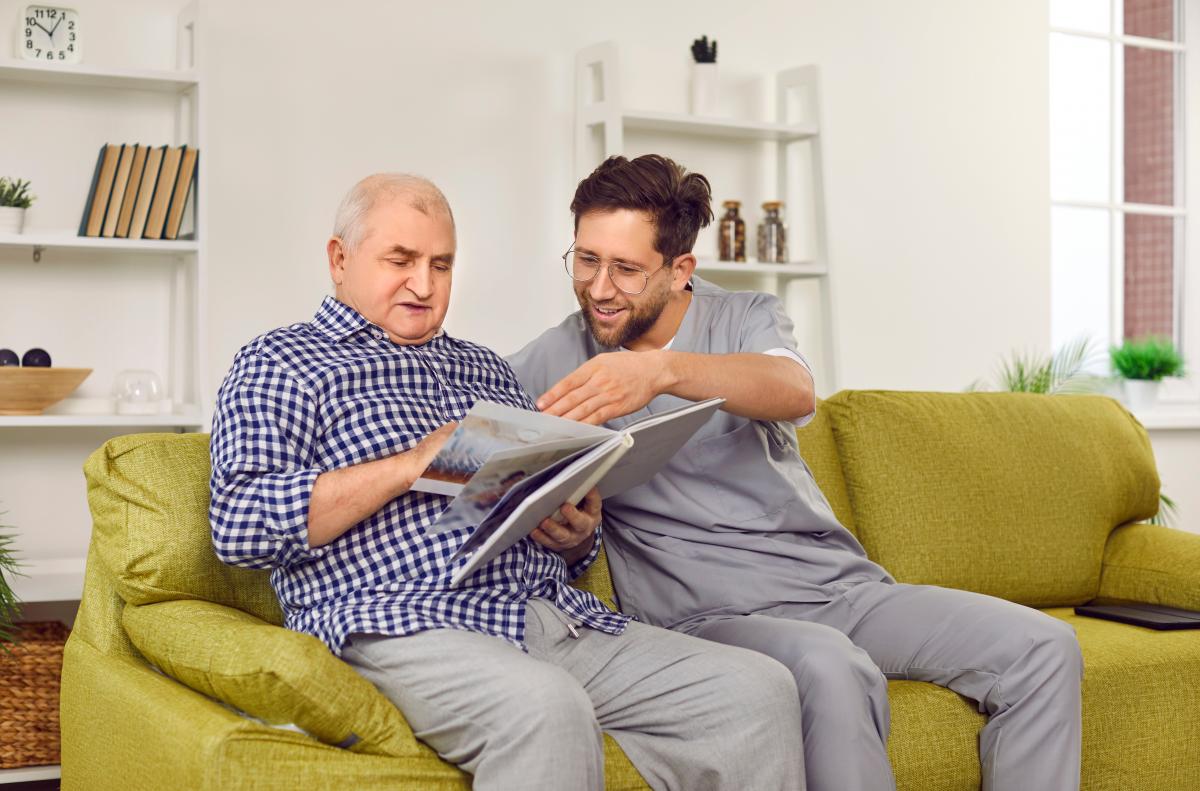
[209,347,325,570]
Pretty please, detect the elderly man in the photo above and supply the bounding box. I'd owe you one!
[508,155,1085,791]
[208,173,805,791]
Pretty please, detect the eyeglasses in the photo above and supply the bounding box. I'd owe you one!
[562,247,670,295]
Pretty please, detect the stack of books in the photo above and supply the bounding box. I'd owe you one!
[77,143,199,241]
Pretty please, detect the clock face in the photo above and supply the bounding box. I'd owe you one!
[18,6,81,64]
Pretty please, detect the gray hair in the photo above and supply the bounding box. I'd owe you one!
[332,173,455,251]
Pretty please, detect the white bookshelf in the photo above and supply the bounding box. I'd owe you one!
[0,230,198,257]
[0,765,61,783]
[0,407,205,428]
[619,110,817,142]
[0,9,206,759]
[0,58,198,91]
[574,43,840,392]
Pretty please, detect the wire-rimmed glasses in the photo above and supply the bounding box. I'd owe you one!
[562,247,666,295]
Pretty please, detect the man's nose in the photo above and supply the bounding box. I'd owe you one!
[406,263,434,299]
[588,264,619,301]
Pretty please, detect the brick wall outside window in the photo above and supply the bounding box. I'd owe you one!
[1123,0,1178,339]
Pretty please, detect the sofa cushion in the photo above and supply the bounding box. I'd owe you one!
[84,433,282,624]
[1049,608,1200,790]
[823,391,1159,606]
[122,598,422,758]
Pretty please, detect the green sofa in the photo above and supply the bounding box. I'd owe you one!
[62,390,1200,790]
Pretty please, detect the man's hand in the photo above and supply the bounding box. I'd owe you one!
[406,421,459,483]
[530,487,601,566]
[537,352,670,425]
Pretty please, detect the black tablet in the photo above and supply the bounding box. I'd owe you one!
[1074,601,1200,630]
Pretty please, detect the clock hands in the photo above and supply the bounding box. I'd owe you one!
[32,19,53,37]
[48,14,65,39]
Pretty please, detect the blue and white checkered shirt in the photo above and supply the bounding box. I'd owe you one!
[209,296,629,655]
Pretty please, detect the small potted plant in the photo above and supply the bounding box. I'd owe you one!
[1,512,20,650]
[0,177,36,235]
[1110,336,1186,410]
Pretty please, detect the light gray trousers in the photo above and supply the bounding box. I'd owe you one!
[685,581,1084,791]
[342,598,806,791]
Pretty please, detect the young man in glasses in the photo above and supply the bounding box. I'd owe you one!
[508,154,1084,791]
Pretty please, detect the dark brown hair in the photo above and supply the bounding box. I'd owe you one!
[570,154,714,262]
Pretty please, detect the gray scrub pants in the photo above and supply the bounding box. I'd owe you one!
[685,581,1084,791]
[342,598,806,791]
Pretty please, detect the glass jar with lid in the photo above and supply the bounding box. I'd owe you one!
[756,201,788,263]
[718,200,746,262]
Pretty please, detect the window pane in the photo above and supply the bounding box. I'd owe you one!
[1124,213,1176,339]
[1052,206,1112,355]
[1124,0,1176,41]
[1051,0,1111,33]
[1124,45,1177,205]
[1051,34,1112,203]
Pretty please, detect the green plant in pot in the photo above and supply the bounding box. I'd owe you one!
[0,512,20,649]
[0,177,36,235]
[1110,336,1185,412]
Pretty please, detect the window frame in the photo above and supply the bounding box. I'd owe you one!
[1051,0,1200,410]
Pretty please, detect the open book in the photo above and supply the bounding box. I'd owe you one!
[411,397,725,586]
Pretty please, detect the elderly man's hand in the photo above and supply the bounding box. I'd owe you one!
[537,352,668,425]
[530,487,601,566]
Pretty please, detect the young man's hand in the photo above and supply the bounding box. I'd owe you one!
[530,487,601,566]
[537,352,669,425]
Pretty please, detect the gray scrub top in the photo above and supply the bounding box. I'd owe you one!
[507,277,892,631]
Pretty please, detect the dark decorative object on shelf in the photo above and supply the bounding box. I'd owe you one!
[21,348,52,368]
[691,35,717,63]
[0,349,18,367]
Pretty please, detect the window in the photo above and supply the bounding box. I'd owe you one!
[1050,0,1199,404]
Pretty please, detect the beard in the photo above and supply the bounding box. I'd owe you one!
[577,281,671,349]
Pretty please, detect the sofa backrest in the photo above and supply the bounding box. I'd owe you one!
[817,390,1160,607]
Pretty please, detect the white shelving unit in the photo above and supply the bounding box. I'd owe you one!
[574,43,839,392]
[0,9,205,778]
[0,765,61,784]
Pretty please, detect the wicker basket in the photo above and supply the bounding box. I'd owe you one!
[0,621,70,769]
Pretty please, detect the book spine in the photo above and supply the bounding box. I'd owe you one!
[77,145,105,237]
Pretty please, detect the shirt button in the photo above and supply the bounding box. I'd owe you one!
[373,330,385,340]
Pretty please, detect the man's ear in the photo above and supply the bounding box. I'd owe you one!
[671,253,697,290]
[327,237,346,285]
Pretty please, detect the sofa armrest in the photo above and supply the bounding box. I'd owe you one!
[1098,523,1200,610]
[61,633,468,791]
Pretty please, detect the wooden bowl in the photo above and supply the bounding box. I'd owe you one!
[0,368,92,416]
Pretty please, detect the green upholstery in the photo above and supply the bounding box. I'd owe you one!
[62,391,1199,790]
[822,391,1160,606]
[1098,522,1200,611]
[121,599,421,757]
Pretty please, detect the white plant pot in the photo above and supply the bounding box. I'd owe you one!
[690,62,719,116]
[0,206,26,234]
[1123,378,1160,412]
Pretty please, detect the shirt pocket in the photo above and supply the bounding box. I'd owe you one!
[680,419,800,524]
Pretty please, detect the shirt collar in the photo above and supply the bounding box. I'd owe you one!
[311,296,448,345]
